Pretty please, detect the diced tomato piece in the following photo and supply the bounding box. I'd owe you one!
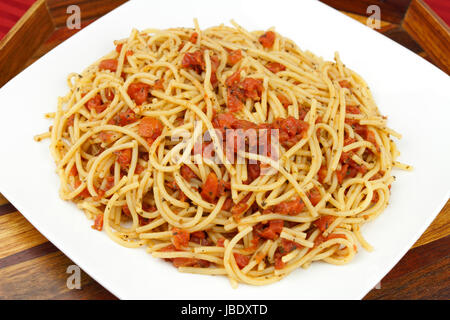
[122,205,131,217]
[344,137,357,146]
[227,49,243,66]
[259,31,275,48]
[353,122,368,139]
[69,164,78,177]
[114,148,132,167]
[115,43,133,56]
[135,164,145,174]
[95,104,108,113]
[315,116,323,124]
[231,193,252,220]
[189,32,198,44]
[190,231,210,246]
[346,105,361,114]
[266,62,286,73]
[255,220,284,240]
[248,234,261,252]
[233,253,250,269]
[105,176,115,190]
[318,165,327,184]
[115,108,138,126]
[313,233,326,248]
[272,197,304,216]
[273,116,309,148]
[200,172,219,202]
[209,55,220,87]
[336,164,348,184]
[91,214,104,231]
[337,151,367,182]
[221,198,233,211]
[225,70,241,87]
[281,238,301,253]
[138,117,164,145]
[339,80,351,88]
[85,94,107,114]
[227,88,245,112]
[178,190,188,202]
[67,115,75,127]
[313,215,336,232]
[218,179,231,196]
[274,253,285,269]
[93,188,105,201]
[127,82,150,105]
[246,163,260,184]
[231,202,249,220]
[105,88,115,101]
[143,203,157,213]
[191,231,206,239]
[371,190,380,203]
[298,107,308,121]
[217,238,225,247]
[242,78,263,100]
[307,187,321,206]
[181,50,204,73]
[153,78,164,91]
[180,165,196,181]
[212,112,237,132]
[277,93,290,108]
[225,70,250,112]
[74,180,91,199]
[366,130,380,152]
[99,59,118,72]
[98,131,114,143]
[86,94,102,111]
[210,54,220,72]
[172,228,190,250]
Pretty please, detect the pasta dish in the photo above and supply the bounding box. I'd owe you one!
[35,20,411,287]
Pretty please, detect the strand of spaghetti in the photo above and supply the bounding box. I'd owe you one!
[283,99,317,159]
[103,193,147,248]
[329,87,346,171]
[86,141,136,196]
[57,124,149,169]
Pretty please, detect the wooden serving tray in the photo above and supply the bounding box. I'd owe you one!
[0,0,448,299]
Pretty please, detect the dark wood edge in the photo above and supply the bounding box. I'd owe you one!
[402,0,450,74]
[0,0,54,88]
[46,0,127,27]
[364,235,450,299]
[319,0,412,23]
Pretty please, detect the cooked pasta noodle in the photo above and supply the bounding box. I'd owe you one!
[36,20,411,287]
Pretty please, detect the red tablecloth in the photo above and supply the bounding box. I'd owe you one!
[0,0,36,39]
[424,0,450,25]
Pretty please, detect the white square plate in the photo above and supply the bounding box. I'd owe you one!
[0,0,449,299]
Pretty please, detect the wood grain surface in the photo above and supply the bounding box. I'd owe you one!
[0,0,54,87]
[403,0,450,74]
[0,0,448,300]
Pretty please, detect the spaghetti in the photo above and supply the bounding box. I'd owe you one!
[36,20,411,287]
